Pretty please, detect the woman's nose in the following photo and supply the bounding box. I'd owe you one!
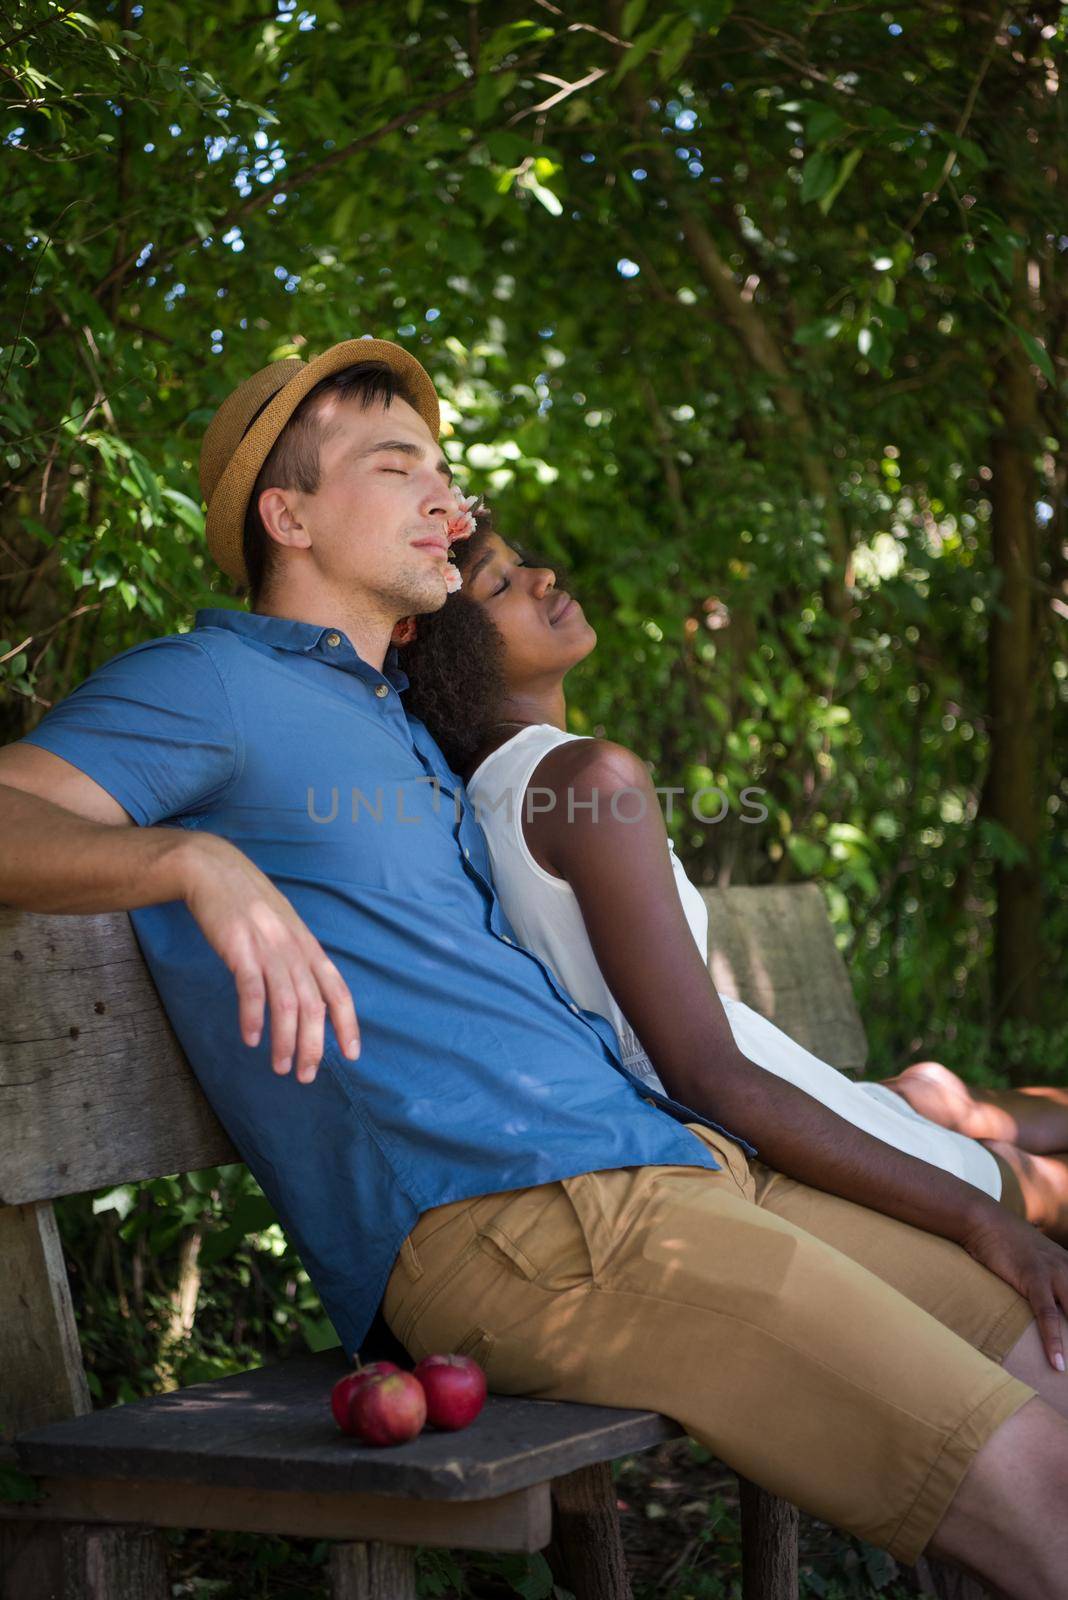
[531,566,556,596]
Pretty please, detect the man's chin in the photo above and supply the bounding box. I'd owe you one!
[395,572,449,618]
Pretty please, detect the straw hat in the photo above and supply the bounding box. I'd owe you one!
[199,338,441,584]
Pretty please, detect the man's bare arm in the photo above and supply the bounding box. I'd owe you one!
[0,744,360,1080]
[0,746,191,912]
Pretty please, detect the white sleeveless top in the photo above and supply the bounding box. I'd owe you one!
[465,724,1001,1199]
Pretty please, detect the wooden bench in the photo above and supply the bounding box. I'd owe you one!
[0,884,944,1600]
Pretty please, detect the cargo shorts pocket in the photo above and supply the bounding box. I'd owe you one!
[453,1324,496,1366]
[403,1315,497,1370]
[391,1234,486,1352]
[475,1180,597,1293]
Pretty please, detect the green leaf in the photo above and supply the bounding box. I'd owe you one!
[977,818,1032,868]
[794,315,843,345]
[621,0,650,35]
[0,1467,44,1504]
[931,127,989,170]
[485,130,535,166]
[698,0,734,31]
[800,149,836,205]
[658,18,694,80]
[1014,326,1055,384]
[610,15,673,86]
[816,145,863,214]
[474,68,515,121]
[187,1167,219,1195]
[128,452,163,518]
[481,20,554,71]
[787,835,826,875]
[161,488,205,533]
[805,104,847,145]
[299,1314,342,1352]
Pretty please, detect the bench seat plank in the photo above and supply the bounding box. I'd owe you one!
[0,1478,553,1553]
[15,1349,682,1502]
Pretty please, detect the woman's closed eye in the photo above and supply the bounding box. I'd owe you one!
[492,560,528,597]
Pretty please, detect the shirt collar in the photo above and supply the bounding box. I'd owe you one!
[194,607,410,693]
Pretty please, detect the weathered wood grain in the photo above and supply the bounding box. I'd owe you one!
[547,1461,633,1600]
[0,1477,552,1552]
[0,1202,90,1441]
[14,1348,683,1502]
[702,884,868,1074]
[738,1477,799,1600]
[329,1542,417,1600]
[60,1523,171,1600]
[0,909,237,1206]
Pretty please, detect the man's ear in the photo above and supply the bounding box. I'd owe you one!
[257,486,311,552]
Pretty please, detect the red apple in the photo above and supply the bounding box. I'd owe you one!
[413,1353,487,1431]
[348,1371,427,1446]
[330,1362,400,1434]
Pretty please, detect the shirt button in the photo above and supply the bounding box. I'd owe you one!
[325,632,341,647]
[569,1003,579,1014]
[374,683,389,698]
[463,847,471,859]
[501,934,512,945]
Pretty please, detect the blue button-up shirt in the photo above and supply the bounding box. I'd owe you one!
[21,607,752,1355]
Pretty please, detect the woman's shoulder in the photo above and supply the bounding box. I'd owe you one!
[532,735,652,797]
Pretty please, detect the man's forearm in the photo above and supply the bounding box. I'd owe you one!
[677,1051,1004,1245]
[0,782,198,914]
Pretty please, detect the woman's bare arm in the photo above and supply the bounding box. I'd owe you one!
[528,737,1068,1367]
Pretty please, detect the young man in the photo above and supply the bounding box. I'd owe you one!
[1,340,1066,1596]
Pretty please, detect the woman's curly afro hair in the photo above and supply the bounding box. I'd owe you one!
[398,513,509,776]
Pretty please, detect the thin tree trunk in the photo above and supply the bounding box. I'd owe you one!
[985,304,1043,1055]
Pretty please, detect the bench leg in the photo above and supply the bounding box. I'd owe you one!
[738,1477,799,1600]
[62,1524,170,1600]
[329,1541,417,1600]
[546,1461,632,1600]
[0,1522,170,1600]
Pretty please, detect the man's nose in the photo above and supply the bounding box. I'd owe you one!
[418,477,452,520]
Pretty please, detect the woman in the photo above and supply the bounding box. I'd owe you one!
[399,515,1068,1240]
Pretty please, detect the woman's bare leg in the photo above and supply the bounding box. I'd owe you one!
[883,1060,1068,1156]
[981,1139,1068,1243]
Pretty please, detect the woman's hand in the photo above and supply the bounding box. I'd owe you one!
[959,1209,1068,1371]
[179,831,360,1084]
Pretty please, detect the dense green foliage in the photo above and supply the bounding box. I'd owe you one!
[2,3,1066,1592]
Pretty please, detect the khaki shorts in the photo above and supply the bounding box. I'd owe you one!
[383,1122,1036,1563]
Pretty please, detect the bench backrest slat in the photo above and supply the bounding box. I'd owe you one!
[1,886,866,1213]
[0,909,237,1208]
[1,1201,92,1443]
[702,884,867,1074]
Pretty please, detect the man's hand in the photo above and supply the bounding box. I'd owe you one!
[180,832,360,1084]
[959,1209,1068,1372]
